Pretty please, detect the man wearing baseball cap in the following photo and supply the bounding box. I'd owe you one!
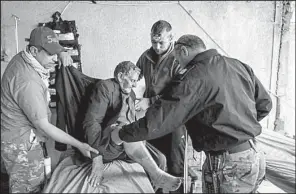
[1,27,99,193]
[29,26,66,54]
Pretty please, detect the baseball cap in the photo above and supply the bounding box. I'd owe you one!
[29,27,65,55]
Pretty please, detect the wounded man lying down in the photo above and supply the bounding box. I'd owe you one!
[82,61,182,191]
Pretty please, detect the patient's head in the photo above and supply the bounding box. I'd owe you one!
[114,61,141,94]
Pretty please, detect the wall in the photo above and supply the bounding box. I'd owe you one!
[275,1,295,137]
[1,1,293,133]
[285,2,295,136]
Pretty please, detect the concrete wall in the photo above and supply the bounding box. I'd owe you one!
[1,1,294,134]
[276,1,295,137]
[285,3,295,136]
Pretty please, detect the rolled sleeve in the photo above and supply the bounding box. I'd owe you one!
[14,81,48,123]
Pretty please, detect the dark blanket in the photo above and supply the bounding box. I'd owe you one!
[54,65,100,151]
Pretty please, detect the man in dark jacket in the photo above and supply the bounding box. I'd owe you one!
[112,35,272,193]
[82,61,182,191]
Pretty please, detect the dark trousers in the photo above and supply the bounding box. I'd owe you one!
[145,142,167,171]
[148,125,186,176]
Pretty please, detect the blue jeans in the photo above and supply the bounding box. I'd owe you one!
[202,144,266,193]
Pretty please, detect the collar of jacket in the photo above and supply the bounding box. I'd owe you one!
[145,42,174,65]
[194,49,218,63]
[185,49,219,68]
[112,78,136,100]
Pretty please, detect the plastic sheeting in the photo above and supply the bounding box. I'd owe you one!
[256,130,295,193]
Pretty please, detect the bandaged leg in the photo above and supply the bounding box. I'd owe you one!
[123,141,182,191]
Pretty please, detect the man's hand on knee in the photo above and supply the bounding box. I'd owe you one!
[111,124,124,145]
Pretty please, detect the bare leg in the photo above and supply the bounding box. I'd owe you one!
[123,141,182,191]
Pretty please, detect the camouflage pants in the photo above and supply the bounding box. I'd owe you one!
[202,145,266,193]
[1,140,45,193]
